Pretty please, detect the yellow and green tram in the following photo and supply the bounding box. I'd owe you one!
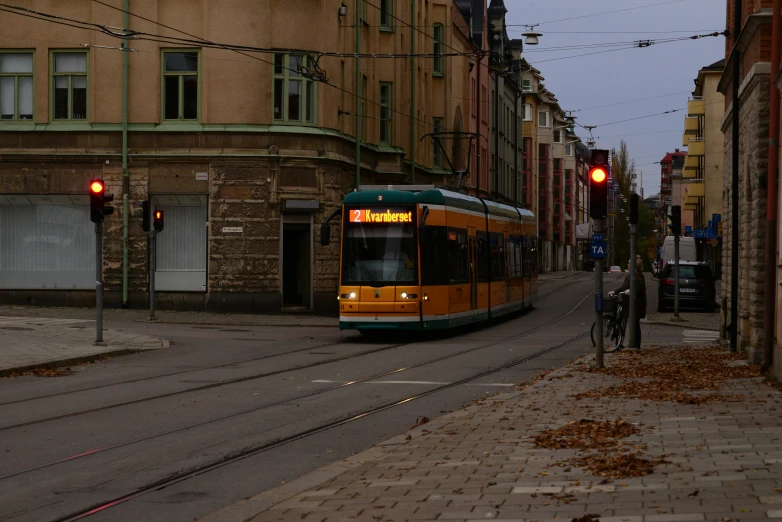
[321,186,539,331]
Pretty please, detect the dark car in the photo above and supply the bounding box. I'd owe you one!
[657,261,716,313]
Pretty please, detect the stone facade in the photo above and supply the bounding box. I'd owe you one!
[721,68,770,363]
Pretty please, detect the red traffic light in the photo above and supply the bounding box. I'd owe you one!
[90,181,104,194]
[590,167,607,184]
[155,211,162,219]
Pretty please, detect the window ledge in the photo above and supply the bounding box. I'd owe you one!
[379,26,394,33]
[432,72,445,78]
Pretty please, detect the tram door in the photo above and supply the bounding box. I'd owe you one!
[468,227,478,310]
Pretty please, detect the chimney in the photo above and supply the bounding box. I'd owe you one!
[675,148,679,152]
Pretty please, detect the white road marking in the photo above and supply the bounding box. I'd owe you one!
[311,379,514,387]
[683,330,720,344]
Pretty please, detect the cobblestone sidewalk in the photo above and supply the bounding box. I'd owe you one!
[204,344,782,522]
[0,316,169,375]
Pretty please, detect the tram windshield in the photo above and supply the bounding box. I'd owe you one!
[341,207,418,286]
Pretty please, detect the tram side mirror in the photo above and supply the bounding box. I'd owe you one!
[320,224,330,246]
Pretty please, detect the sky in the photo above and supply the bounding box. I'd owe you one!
[504,0,726,196]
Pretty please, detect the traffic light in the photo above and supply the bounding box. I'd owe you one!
[132,200,150,232]
[629,193,639,225]
[668,205,681,236]
[153,209,164,232]
[589,149,609,219]
[89,179,115,223]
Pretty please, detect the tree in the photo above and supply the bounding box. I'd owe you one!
[610,140,657,271]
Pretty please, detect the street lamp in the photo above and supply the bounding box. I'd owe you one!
[522,25,542,45]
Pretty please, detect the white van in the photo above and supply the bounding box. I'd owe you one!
[661,236,697,268]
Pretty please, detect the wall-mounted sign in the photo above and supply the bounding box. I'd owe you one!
[195,172,208,181]
[222,227,243,233]
[350,209,413,224]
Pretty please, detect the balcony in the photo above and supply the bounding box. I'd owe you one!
[682,133,691,147]
[687,137,705,156]
[688,97,705,116]
[683,154,699,178]
[684,117,699,134]
[686,182,705,198]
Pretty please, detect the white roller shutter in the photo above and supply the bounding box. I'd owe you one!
[0,200,95,289]
[153,195,207,292]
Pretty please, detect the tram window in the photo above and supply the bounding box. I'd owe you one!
[420,227,448,285]
[490,233,505,281]
[447,228,468,284]
[511,236,522,278]
[530,236,539,273]
[477,230,489,282]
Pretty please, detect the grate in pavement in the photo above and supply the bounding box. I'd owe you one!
[0,326,34,331]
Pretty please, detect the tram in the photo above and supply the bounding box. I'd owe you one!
[320,186,539,332]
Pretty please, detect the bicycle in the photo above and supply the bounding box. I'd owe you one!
[590,291,627,353]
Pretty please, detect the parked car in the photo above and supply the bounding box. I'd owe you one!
[657,261,716,313]
[608,265,622,273]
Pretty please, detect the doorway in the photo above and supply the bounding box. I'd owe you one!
[281,218,312,311]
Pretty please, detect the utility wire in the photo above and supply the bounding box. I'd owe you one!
[532,0,694,26]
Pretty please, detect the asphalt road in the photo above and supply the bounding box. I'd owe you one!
[0,272,684,522]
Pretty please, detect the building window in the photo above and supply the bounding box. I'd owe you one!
[433,23,444,76]
[433,117,444,168]
[379,82,392,144]
[522,78,532,92]
[380,0,393,29]
[553,129,562,143]
[538,111,549,127]
[273,54,317,124]
[52,51,87,121]
[565,143,573,156]
[0,52,33,121]
[523,103,532,121]
[162,51,199,121]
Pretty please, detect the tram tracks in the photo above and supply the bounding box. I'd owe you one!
[1,288,592,486]
[50,326,592,522]
[0,273,592,428]
[0,272,585,410]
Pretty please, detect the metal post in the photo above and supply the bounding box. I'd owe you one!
[629,223,637,347]
[674,234,680,319]
[95,222,104,344]
[149,231,157,321]
[594,218,604,368]
[730,0,741,352]
[121,0,130,307]
[354,0,361,190]
[409,0,415,185]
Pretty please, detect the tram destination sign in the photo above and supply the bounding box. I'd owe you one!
[351,209,413,224]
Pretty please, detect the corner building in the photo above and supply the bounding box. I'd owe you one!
[0,0,477,314]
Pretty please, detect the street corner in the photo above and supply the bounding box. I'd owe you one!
[0,315,170,377]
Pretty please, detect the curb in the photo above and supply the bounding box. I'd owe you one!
[0,347,149,378]
[135,320,339,328]
[0,337,170,378]
[641,319,720,332]
[199,362,580,522]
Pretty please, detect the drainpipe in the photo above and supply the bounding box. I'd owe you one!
[730,0,741,352]
[354,0,361,190]
[121,0,130,307]
[410,0,415,184]
[762,0,781,373]
[476,54,482,194]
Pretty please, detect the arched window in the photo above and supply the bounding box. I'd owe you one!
[433,24,444,76]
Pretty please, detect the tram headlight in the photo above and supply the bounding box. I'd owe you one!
[339,292,357,299]
[401,292,408,299]
[399,292,418,299]
[349,292,356,299]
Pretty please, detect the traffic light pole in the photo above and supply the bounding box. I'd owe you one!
[95,222,104,345]
[628,223,637,348]
[674,234,680,319]
[595,218,604,369]
[149,230,157,321]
